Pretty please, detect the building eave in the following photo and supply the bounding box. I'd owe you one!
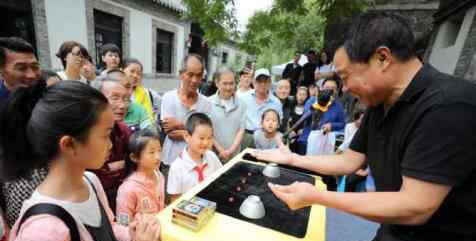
[152,0,186,13]
[433,0,476,23]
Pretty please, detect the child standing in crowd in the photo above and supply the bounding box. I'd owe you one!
[167,113,223,202]
[116,129,165,226]
[99,43,121,76]
[123,58,160,120]
[289,86,309,153]
[254,109,284,150]
[337,110,364,152]
[0,81,160,241]
[235,68,253,99]
[308,83,318,98]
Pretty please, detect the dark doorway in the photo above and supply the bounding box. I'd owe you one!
[189,23,209,70]
[0,0,36,49]
[156,29,174,74]
[94,10,123,66]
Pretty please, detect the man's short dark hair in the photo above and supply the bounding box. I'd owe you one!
[239,68,251,77]
[96,68,126,83]
[99,43,121,57]
[179,54,205,74]
[307,50,316,56]
[322,78,338,87]
[185,112,213,135]
[0,37,36,68]
[344,12,416,63]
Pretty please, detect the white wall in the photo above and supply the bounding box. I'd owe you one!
[45,0,89,70]
[129,10,153,73]
[102,0,186,76]
[175,27,185,76]
[429,6,476,74]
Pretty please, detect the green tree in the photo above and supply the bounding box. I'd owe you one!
[241,0,370,69]
[181,0,238,47]
[240,0,326,69]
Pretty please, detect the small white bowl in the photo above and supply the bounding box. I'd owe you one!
[239,195,265,219]
[262,163,280,178]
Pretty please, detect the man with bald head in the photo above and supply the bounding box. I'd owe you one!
[160,54,211,177]
[91,71,131,211]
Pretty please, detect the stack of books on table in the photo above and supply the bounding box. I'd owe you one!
[172,197,217,231]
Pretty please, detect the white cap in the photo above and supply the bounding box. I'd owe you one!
[254,68,271,79]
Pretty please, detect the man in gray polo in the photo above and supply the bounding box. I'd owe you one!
[209,67,246,162]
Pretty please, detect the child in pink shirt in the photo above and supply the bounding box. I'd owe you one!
[1,81,160,241]
[116,129,166,226]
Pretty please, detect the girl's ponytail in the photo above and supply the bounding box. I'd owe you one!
[0,80,47,181]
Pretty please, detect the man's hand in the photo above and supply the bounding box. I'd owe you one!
[219,149,232,161]
[321,123,332,134]
[252,145,294,165]
[108,160,125,171]
[356,168,369,177]
[162,117,183,133]
[268,182,320,210]
[129,213,161,241]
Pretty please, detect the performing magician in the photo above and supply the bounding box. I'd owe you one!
[253,12,476,241]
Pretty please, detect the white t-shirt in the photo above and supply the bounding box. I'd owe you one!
[338,122,358,151]
[160,89,212,165]
[28,172,101,227]
[235,89,253,100]
[56,71,88,84]
[167,149,223,195]
[315,64,336,87]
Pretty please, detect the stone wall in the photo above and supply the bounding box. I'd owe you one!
[31,0,51,69]
[323,1,438,59]
[454,6,476,79]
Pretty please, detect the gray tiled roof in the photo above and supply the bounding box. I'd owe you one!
[152,0,186,12]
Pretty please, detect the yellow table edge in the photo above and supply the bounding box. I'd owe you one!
[157,149,327,241]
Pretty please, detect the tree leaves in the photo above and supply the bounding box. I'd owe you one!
[181,0,238,47]
[240,0,370,68]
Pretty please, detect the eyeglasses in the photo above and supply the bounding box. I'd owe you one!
[109,95,130,104]
[70,51,85,59]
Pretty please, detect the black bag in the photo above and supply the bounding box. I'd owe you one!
[17,203,80,241]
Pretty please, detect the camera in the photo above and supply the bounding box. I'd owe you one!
[317,89,333,107]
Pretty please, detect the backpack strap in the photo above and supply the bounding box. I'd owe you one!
[17,203,80,241]
[83,174,118,241]
[147,88,155,106]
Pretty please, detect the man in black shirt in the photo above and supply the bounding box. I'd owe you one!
[282,52,302,95]
[301,50,318,88]
[254,12,476,241]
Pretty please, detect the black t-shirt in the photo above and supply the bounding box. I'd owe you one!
[282,63,302,84]
[350,65,476,241]
[301,62,318,87]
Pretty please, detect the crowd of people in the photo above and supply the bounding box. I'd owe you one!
[0,32,365,240]
[0,11,475,241]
